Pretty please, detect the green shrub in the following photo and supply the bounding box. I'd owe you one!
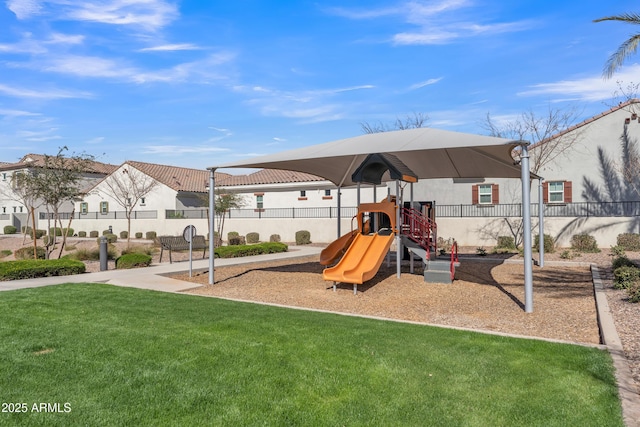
[21,226,45,237]
[0,249,11,258]
[65,246,117,261]
[617,233,640,251]
[14,246,46,260]
[121,245,155,256]
[227,231,239,241]
[229,235,246,246]
[246,232,260,244]
[610,245,625,257]
[295,230,311,245]
[437,237,453,253]
[613,266,640,290]
[145,231,157,240]
[612,255,635,270]
[214,242,288,259]
[50,227,73,237]
[496,235,516,250]
[570,234,600,253]
[135,232,143,239]
[3,225,17,234]
[96,234,118,244]
[0,259,85,281]
[270,234,281,243]
[89,230,99,238]
[102,230,111,236]
[476,247,487,256]
[534,234,555,254]
[116,253,152,269]
[628,282,640,303]
[559,250,573,260]
[78,231,87,238]
[120,231,128,239]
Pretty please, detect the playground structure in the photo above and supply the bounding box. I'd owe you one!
[321,153,460,294]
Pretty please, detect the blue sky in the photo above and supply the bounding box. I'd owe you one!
[0,0,638,171]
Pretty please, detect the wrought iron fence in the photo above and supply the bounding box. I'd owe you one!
[47,201,640,222]
[39,210,158,220]
[166,207,359,219]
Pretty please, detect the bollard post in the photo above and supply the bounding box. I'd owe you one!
[99,236,108,271]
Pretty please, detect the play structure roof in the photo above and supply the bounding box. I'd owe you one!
[212,127,531,186]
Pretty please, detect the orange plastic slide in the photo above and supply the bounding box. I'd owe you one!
[322,232,395,285]
[319,230,358,266]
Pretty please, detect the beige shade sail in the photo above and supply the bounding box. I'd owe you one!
[211,127,534,185]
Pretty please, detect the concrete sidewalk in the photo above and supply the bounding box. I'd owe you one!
[0,245,322,293]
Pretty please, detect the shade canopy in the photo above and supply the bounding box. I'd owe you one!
[212,127,532,186]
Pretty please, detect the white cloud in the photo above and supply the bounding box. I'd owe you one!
[7,0,178,32]
[139,43,202,52]
[6,0,42,19]
[17,128,62,141]
[518,65,640,102]
[38,55,137,78]
[86,137,105,144]
[0,109,41,117]
[0,83,91,99]
[330,0,531,46]
[409,78,443,90]
[142,145,231,155]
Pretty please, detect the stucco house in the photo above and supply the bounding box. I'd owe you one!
[0,153,117,232]
[2,100,639,247]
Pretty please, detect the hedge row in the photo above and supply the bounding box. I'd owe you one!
[0,259,86,281]
[214,242,288,259]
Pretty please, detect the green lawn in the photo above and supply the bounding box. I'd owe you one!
[0,284,623,426]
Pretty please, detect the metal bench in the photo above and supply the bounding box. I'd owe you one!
[159,235,207,263]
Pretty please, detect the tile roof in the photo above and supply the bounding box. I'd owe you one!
[126,161,231,193]
[220,169,326,186]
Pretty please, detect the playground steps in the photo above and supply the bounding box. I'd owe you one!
[403,237,459,284]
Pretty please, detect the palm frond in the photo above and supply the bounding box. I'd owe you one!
[603,34,640,78]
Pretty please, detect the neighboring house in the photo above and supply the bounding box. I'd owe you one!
[412,99,640,246]
[0,153,117,232]
[3,101,639,246]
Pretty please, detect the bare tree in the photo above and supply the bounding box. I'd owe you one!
[98,164,159,245]
[360,112,429,134]
[483,105,584,175]
[29,147,96,258]
[2,171,42,258]
[214,190,246,243]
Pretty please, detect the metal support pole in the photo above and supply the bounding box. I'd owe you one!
[337,186,342,238]
[208,169,216,285]
[410,182,414,274]
[396,180,401,278]
[538,178,544,268]
[520,144,534,313]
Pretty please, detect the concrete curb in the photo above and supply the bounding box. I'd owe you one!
[592,265,640,427]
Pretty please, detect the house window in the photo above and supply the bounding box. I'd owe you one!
[19,206,23,213]
[543,181,572,204]
[478,185,492,204]
[472,184,499,205]
[80,202,88,214]
[548,182,564,203]
[140,197,146,206]
[298,190,307,201]
[256,195,263,209]
[100,201,109,214]
[324,189,331,197]
[1,173,6,181]
[1,207,5,213]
